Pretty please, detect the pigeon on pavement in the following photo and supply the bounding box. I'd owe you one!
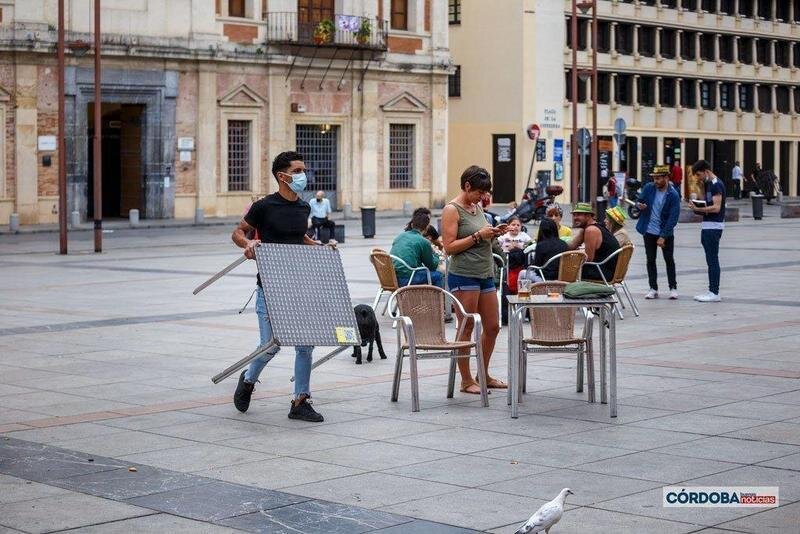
[514,488,573,534]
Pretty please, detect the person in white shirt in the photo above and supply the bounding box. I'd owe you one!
[309,190,335,241]
[731,161,743,200]
[497,216,532,253]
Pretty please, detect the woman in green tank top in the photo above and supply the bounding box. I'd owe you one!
[442,166,508,395]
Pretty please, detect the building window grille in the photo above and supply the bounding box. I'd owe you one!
[681,80,697,108]
[719,83,734,111]
[389,124,415,189]
[659,77,675,107]
[700,81,715,110]
[449,0,461,24]
[449,65,461,97]
[296,124,339,194]
[227,120,251,191]
[638,76,655,106]
[681,31,696,60]
[776,86,790,113]
[391,0,408,30]
[228,0,245,18]
[757,85,771,112]
[739,84,753,112]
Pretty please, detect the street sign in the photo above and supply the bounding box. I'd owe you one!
[526,123,541,141]
[613,132,627,145]
[577,127,591,150]
[614,117,627,135]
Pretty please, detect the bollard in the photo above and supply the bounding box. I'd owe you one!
[361,206,376,238]
[751,194,764,220]
[70,210,80,228]
[9,213,19,232]
[343,203,354,220]
[195,208,204,224]
[129,209,139,226]
[402,200,413,217]
[595,196,608,226]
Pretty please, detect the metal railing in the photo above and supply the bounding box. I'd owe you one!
[264,12,387,50]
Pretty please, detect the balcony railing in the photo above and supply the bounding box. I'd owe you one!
[264,12,387,50]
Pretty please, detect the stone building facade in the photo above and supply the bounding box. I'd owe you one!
[0,0,450,224]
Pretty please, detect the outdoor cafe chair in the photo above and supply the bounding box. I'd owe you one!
[527,250,587,283]
[388,285,489,412]
[582,244,638,319]
[369,248,432,315]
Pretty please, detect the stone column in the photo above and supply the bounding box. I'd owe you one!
[610,22,617,54]
[676,78,682,107]
[15,64,38,224]
[791,86,797,115]
[696,32,703,62]
[430,76,448,207]
[791,42,796,69]
[196,68,218,215]
[586,19,592,52]
[676,0,682,10]
[770,39,776,66]
[634,24,640,56]
[752,38,759,65]
[752,0,758,19]
[655,76,662,107]
[734,0,740,16]
[754,83,760,112]
[695,79,702,109]
[715,81,722,111]
[772,0,777,20]
[771,84,777,112]
[716,0,722,14]
[360,78,379,208]
[735,82,741,111]
[633,74,640,106]
[676,29,682,59]
[734,36,740,63]
[655,27,662,58]
[268,67,290,196]
[610,73,617,104]
[714,34,720,62]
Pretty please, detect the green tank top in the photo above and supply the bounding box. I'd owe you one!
[448,202,494,279]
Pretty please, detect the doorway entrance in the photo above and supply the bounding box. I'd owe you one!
[296,124,339,209]
[87,104,143,219]
[491,134,516,203]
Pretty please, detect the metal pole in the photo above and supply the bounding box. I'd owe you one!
[93,0,102,252]
[581,147,588,203]
[590,1,599,210]
[571,0,579,203]
[57,0,67,254]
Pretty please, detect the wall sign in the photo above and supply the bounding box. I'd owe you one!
[535,139,547,161]
[178,137,195,151]
[38,136,57,151]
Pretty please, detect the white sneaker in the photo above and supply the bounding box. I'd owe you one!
[645,289,658,299]
[694,292,721,302]
[669,289,679,300]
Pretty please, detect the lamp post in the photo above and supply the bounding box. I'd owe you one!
[93,0,102,253]
[572,0,598,206]
[58,0,67,254]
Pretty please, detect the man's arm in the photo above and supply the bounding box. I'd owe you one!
[582,226,601,262]
[232,219,260,259]
[662,193,681,237]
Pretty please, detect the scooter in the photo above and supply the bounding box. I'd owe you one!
[624,178,643,219]
[500,183,563,224]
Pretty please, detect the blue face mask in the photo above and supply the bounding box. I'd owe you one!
[283,172,307,193]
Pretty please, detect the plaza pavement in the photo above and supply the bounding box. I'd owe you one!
[0,201,799,533]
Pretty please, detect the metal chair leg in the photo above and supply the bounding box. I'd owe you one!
[391,352,403,402]
[621,281,640,317]
[372,289,383,311]
[614,285,626,309]
[474,351,490,408]
[408,347,420,412]
[576,348,584,393]
[446,358,456,398]
[585,339,595,403]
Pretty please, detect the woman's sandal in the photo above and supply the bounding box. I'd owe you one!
[482,376,508,389]
[460,380,488,395]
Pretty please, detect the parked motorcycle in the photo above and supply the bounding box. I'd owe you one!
[500,183,563,224]
[624,178,643,219]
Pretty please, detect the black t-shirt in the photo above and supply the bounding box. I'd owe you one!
[244,193,310,285]
[582,223,620,282]
[532,238,568,281]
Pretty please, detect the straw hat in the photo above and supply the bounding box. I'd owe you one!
[606,205,627,227]
[572,202,595,215]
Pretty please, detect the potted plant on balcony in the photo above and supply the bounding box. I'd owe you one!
[355,19,372,45]
[313,19,334,45]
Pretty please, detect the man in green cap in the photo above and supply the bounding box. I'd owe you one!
[568,202,620,281]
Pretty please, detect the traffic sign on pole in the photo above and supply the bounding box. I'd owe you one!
[526,123,541,142]
[577,127,591,150]
[614,117,627,135]
[613,132,626,145]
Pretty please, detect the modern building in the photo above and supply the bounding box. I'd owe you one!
[448,0,800,204]
[0,0,450,225]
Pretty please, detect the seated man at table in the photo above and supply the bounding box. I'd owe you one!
[309,190,336,241]
[568,202,620,282]
[390,207,443,287]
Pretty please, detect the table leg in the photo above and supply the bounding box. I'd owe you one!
[600,306,608,404]
[609,304,618,418]
[507,303,513,407]
[511,307,521,418]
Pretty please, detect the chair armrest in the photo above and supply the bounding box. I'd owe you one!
[390,254,432,285]
[397,316,417,350]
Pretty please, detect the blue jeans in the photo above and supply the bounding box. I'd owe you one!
[701,229,723,295]
[245,287,313,398]
[397,270,443,288]
[608,196,619,208]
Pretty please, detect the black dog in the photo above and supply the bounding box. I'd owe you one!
[352,304,387,364]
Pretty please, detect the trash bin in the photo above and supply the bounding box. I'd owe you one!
[751,194,764,220]
[361,206,376,238]
[595,196,608,225]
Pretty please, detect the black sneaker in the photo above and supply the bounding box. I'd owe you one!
[233,371,255,413]
[288,396,324,422]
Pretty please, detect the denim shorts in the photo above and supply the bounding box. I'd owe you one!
[447,273,496,293]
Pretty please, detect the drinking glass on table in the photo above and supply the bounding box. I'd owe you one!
[517,277,532,300]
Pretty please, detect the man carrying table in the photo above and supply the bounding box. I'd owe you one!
[230,150,324,422]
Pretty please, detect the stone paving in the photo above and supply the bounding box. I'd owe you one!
[1,201,799,533]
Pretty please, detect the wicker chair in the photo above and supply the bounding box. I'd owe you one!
[517,281,596,402]
[582,244,638,319]
[527,250,587,283]
[389,285,489,412]
[369,248,432,315]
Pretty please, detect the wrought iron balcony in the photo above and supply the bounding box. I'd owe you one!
[264,12,387,51]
